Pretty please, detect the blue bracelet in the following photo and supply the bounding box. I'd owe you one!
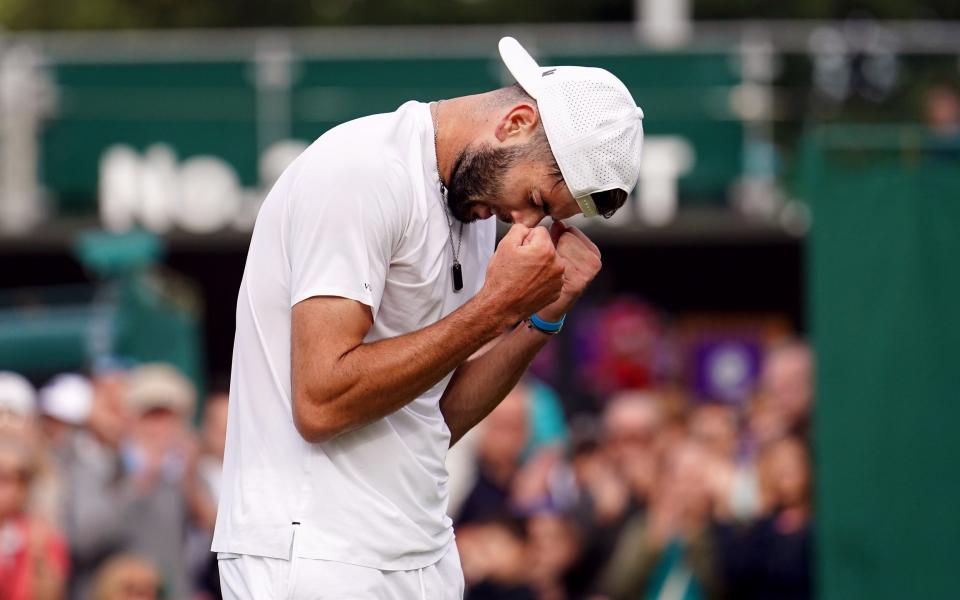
[528,313,566,334]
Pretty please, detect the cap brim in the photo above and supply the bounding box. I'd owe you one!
[498,37,544,99]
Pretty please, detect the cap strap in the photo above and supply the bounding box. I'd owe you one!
[575,195,599,218]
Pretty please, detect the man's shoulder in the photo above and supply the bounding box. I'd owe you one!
[300,101,424,180]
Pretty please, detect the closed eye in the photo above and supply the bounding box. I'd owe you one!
[530,193,551,216]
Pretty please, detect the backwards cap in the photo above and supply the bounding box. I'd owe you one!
[498,37,644,218]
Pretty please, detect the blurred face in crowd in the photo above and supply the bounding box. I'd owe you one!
[761,343,813,426]
[457,520,530,587]
[603,392,661,460]
[656,441,712,524]
[132,406,187,454]
[0,443,32,521]
[0,412,36,451]
[202,393,229,460]
[527,513,581,585]
[689,403,738,460]
[477,386,529,477]
[94,555,160,600]
[602,392,662,498]
[761,437,811,510]
[925,85,960,133]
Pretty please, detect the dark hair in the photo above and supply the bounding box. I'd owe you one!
[591,188,629,219]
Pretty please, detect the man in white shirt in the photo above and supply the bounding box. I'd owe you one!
[213,37,645,599]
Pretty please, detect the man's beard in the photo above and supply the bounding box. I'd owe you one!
[445,143,523,224]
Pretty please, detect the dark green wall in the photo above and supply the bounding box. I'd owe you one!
[807,141,960,599]
[43,51,742,214]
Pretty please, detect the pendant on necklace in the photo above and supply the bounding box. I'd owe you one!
[452,262,463,292]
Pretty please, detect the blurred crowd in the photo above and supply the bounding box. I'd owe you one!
[0,364,226,600]
[0,333,813,600]
[448,340,814,600]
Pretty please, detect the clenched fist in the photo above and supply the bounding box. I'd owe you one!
[480,223,565,325]
[536,221,602,322]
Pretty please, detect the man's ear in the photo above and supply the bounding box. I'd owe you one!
[494,104,539,143]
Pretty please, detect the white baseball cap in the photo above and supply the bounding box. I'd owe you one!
[39,373,94,425]
[0,371,36,418]
[498,37,644,218]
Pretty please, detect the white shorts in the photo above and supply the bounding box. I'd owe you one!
[217,543,465,600]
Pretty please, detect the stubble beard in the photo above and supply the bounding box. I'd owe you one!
[445,143,524,224]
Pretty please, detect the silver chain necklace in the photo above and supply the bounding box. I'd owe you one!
[431,101,465,292]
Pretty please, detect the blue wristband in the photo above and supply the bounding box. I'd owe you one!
[528,313,566,334]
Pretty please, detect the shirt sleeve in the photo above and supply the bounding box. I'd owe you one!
[286,155,409,317]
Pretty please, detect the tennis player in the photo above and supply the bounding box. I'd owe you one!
[212,37,644,599]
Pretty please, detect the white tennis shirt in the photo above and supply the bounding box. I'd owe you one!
[211,101,496,570]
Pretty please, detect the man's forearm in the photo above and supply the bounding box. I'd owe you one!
[439,321,552,445]
[293,293,510,442]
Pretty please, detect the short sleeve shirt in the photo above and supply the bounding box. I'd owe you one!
[211,102,496,569]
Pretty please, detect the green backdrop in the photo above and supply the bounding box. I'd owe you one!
[805,134,960,599]
[43,51,742,215]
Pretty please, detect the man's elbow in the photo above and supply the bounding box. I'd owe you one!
[292,391,350,444]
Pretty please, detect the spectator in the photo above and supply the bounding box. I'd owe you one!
[0,437,70,600]
[461,516,537,600]
[448,378,568,519]
[716,436,812,600]
[689,403,761,522]
[457,389,530,526]
[758,342,813,440]
[0,371,38,445]
[92,554,161,600]
[598,440,719,600]
[0,371,64,529]
[923,82,960,158]
[39,371,131,600]
[118,363,198,600]
[560,392,668,595]
[602,391,663,511]
[186,388,229,599]
[526,510,586,600]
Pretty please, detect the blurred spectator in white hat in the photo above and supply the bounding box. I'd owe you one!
[117,362,198,600]
[0,437,70,600]
[0,372,68,535]
[38,370,131,600]
[0,371,38,443]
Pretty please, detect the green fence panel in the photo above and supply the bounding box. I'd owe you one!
[42,61,259,213]
[806,137,960,600]
[41,51,742,215]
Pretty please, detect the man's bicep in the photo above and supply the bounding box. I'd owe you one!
[291,296,374,401]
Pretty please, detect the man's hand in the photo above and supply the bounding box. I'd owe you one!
[478,224,565,326]
[537,221,602,321]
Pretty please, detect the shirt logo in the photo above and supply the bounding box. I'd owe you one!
[542,69,557,77]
